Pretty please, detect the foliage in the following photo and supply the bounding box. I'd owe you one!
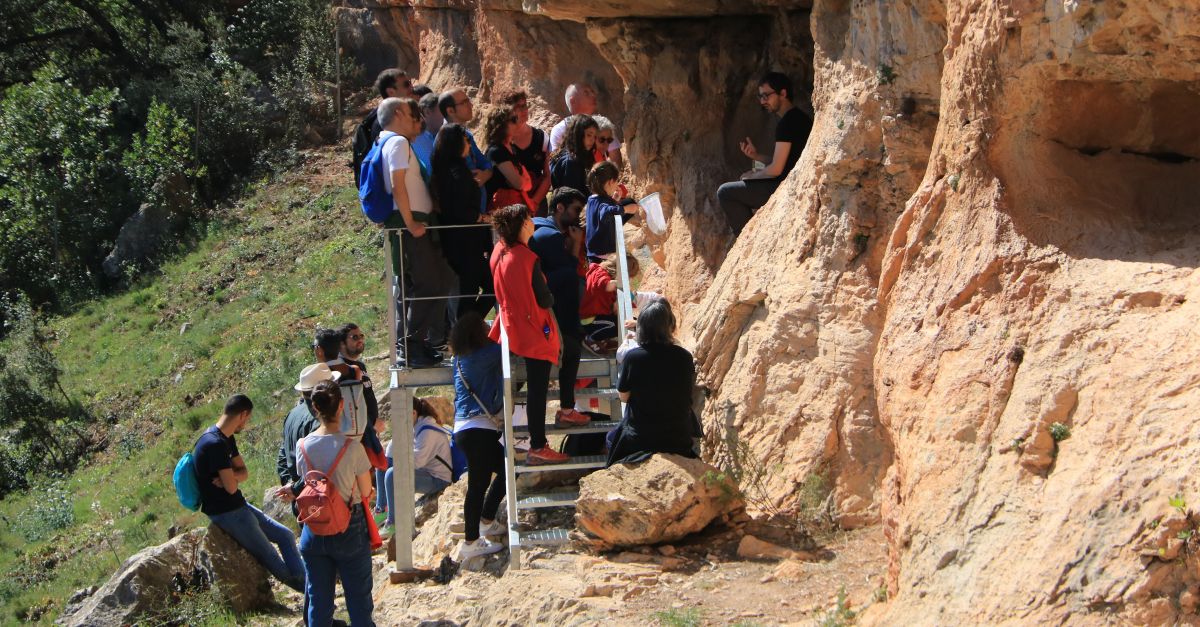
[1170,494,1188,514]
[0,68,125,313]
[122,99,204,208]
[1049,422,1071,442]
[0,0,340,325]
[9,481,75,543]
[0,296,94,495]
[652,607,704,627]
[818,588,857,627]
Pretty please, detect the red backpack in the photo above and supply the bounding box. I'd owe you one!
[296,440,353,535]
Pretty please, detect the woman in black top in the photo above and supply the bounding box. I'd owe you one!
[549,114,598,196]
[431,123,495,319]
[501,90,551,215]
[483,105,533,212]
[606,300,700,466]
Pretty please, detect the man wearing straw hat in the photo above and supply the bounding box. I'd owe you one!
[276,363,342,493]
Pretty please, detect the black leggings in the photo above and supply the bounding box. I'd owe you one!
[523,357,552,449]
[559,332,581,410]
[454,428,506,542]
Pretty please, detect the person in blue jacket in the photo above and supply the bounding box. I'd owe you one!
[584,161,640,262]
[528,187,591,427]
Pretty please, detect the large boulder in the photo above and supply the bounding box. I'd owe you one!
[57,530,206,627]
[56,526,275,626]
[573,454,741,551]
[200,525,275,613]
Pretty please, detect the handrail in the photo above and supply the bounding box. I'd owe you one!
[498,315,521,566]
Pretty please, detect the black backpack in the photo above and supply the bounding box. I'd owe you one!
[351,110,381,188]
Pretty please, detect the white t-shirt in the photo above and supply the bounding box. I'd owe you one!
[549,117,622,154]
[379,131,433,217]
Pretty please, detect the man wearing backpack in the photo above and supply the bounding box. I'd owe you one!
[195,394,306,592]
[352,68,414,187]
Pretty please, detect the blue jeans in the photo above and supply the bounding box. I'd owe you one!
[208,504,305,591]
[300,504,375,626]
[383,465,450,525]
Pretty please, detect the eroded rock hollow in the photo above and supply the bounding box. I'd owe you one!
[344,0,1200,622]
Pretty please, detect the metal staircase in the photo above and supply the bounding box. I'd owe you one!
[385,217,635,575]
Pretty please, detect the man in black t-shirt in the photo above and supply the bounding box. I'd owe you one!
[717,72,813,237]
[194,394,305,592]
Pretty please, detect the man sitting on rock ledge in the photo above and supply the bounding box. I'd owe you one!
[194,394,306,593]
[716,71,813,237]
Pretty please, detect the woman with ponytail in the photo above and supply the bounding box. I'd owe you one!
[296,380,376,626]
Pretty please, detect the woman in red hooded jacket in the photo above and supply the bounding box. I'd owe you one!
[489,204,571,464]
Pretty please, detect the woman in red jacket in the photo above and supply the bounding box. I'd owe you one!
[489,204,570,464]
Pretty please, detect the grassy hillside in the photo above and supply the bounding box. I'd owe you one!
[0,147,396,624]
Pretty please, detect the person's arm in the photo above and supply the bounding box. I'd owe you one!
[471,140,494,186]
[617,350,635,403]
[215,467,240,494]
[230,454,248,482]
[741,141,793,180]
[389,150,426,236]
[356,470,375,506]
[532,140,552,201]
[531,260,555,308]
[496,161,532,191]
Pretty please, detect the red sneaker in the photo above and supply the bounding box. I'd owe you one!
[556,408,591,427]
[527,446,570,465]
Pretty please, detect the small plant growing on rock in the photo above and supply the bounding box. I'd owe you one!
[877,63,898,86]
[1170,494,1187,514]
[819,587,857,627]
[1049,422,1071,442]
[701,470,740,505]
[652,607,703,627]
[948,173,961,192]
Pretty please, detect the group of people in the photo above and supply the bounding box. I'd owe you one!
[193,324,453,626]
[184,67,808,626]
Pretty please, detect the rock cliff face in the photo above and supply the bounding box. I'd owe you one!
[344,0,1200,622]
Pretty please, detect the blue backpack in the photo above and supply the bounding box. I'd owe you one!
[359,133,402,224]
[173,452,202,511]
[416,423,468,482]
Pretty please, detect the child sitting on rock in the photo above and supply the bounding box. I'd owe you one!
[584,161,639,262]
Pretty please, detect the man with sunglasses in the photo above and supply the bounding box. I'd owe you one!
[717,71,812,237]
[352,69,415,186]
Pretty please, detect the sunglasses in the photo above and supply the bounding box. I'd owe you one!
[597,137,614,144]
[348,334,364,341]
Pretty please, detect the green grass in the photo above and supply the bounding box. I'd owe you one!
[652,607,704,627]
[0,149,397,624]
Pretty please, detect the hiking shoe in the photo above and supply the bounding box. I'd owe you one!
[479,519,506,537]
[527,445,570,465]
[458,537,504,561]
[556,408,591,427]
[373,510,388,526]
[380,523,394,539]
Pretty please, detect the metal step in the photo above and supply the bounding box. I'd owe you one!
[388,365,454,387]
[516,488,580,509]
[515,454,606,473]
[513,388,621,404]
[519,528,571,546]
[514,419,620,436]
[512,357,614,381]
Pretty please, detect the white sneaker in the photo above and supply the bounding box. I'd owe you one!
[479,520,506,537]
[458,537,504,560]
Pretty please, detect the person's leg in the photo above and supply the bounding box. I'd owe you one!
[374,468,387,512]
[248,504,306,588]
[299,527,337,627]
[333,507,376,626]
[403,231,450,346]
[558,331,581,410]
[717,180,778,236]
[479,431,507,524]
[209,506,299,589]
[523,357,552,450]
[384,466,395,525]
[456,428,497,542]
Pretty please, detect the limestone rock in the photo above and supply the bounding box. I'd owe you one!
[261,486,300,536]
[736,534,799,561]
[57,530,205,626]
[573,454,740,551]
[201,525,275,613]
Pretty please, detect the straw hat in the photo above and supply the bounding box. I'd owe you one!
[295,363,343,392]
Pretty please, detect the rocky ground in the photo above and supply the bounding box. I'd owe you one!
[368,519,886,626]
